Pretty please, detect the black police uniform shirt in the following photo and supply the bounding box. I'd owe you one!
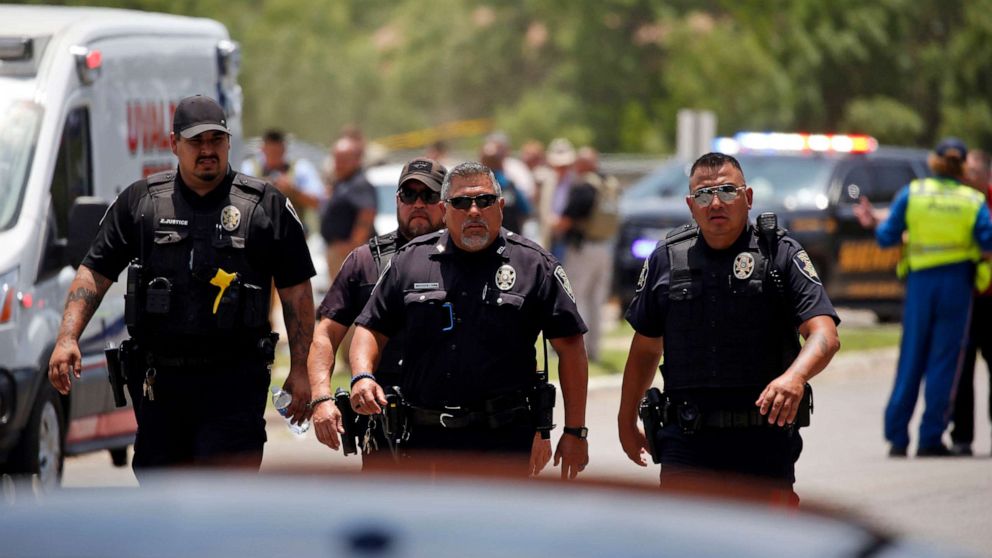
[317,231,407,385]
[320,170,377,243]
[625,223,839,407]
[82,167,315,348]
[355,228,587,408]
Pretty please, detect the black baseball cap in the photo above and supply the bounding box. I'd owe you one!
[173,95,231,139]
[399,158,447,192]
[935,137,967,159]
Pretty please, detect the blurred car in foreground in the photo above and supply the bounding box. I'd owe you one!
[0,470,967,557]
[615,133,929,321]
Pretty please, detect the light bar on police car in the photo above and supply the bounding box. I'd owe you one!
[713,132,878,155]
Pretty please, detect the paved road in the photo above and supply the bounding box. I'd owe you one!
[60,347,991,556]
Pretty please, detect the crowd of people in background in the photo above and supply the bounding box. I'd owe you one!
[242,128,622,364]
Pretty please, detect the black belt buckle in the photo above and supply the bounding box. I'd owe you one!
[677,401,702,434]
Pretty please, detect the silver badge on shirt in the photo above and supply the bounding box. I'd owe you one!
[733,252,755,280]
[220,205,241,232]
[495,264,516,291]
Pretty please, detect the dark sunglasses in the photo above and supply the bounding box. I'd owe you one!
[689,184,746,207]
[397,188,442,205]
[445,194,500,210]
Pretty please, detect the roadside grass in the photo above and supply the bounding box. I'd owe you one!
[837,323,902,352]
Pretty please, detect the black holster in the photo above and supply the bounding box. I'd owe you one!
[257,332,279,364]
[334,387,360,456]
[531,382,556,439]
[795,383,813,428]
[638,387,665,464]
[382,387,409,459]
[105,339,136,408]
[124,262,143,337]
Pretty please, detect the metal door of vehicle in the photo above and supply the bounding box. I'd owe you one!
[829,158,921,318]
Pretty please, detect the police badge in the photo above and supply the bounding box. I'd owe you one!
[220,205,241,232]
[733,252,755,279]
[495,264,516,291]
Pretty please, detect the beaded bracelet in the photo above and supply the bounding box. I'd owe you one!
[350,372,377,388]
[307,395,334,411]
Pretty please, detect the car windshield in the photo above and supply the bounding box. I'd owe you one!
[737,154,835,208]
[0,98,42,231]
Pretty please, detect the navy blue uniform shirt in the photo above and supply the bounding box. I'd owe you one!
[83,167,315,289]
[356,228,587,408]
[626,224,838,337]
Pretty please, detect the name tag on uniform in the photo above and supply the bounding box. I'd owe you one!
[414,282,440,290]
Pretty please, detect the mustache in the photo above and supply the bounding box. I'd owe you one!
[196,156,219,164]
[461,218,487,229]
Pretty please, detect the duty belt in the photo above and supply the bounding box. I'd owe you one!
[142,332,278,368]
[144,352,239,368]
[408,391,532,430]
[661,388,812,433]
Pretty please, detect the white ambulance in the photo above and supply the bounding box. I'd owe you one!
[0,5,243,488]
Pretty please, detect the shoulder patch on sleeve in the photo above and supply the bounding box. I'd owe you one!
[285,198,303,229]
[554,265,575,302]
[793,250,821,284]
[636,258,650,292]
[98,194,119,227]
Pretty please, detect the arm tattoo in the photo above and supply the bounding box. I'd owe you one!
[59,270,111,342]
[283,289,314,367]
[66,287,98,306]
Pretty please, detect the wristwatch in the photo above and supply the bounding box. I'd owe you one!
[563,426,589,439]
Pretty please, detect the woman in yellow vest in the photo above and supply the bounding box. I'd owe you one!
[858,138,992,457]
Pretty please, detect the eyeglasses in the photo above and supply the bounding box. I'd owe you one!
[445,194,500,210]
[397,187,441,205]
[688,184,746,207]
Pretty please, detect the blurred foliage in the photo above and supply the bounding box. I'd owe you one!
[15,0,992,152]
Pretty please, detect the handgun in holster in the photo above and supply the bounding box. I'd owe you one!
[334,387,360,456]
[531,381,557,440]
[381,386,408,460]
[638,387,666,464]
[794,383,813,428]
[105,339,135,408]
[124,262,143,337]
[257,332,279,364]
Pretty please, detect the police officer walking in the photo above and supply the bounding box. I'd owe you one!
[48,95,316,477]
[618,153,840,501]
[348,162,589,478]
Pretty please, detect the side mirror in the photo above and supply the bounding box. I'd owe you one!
[66,196,109,268]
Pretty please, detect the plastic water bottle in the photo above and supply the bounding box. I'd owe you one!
[270,386,310,435]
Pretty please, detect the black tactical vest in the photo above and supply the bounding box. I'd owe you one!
[133,171,271,343]
[369,231,401,275]
[662,225,800,390]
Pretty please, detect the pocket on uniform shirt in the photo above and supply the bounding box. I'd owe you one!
[402,290,452,338]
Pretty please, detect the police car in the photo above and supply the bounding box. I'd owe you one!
[615,132,930,320]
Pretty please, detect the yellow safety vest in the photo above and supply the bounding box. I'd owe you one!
[901,177,986,289]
